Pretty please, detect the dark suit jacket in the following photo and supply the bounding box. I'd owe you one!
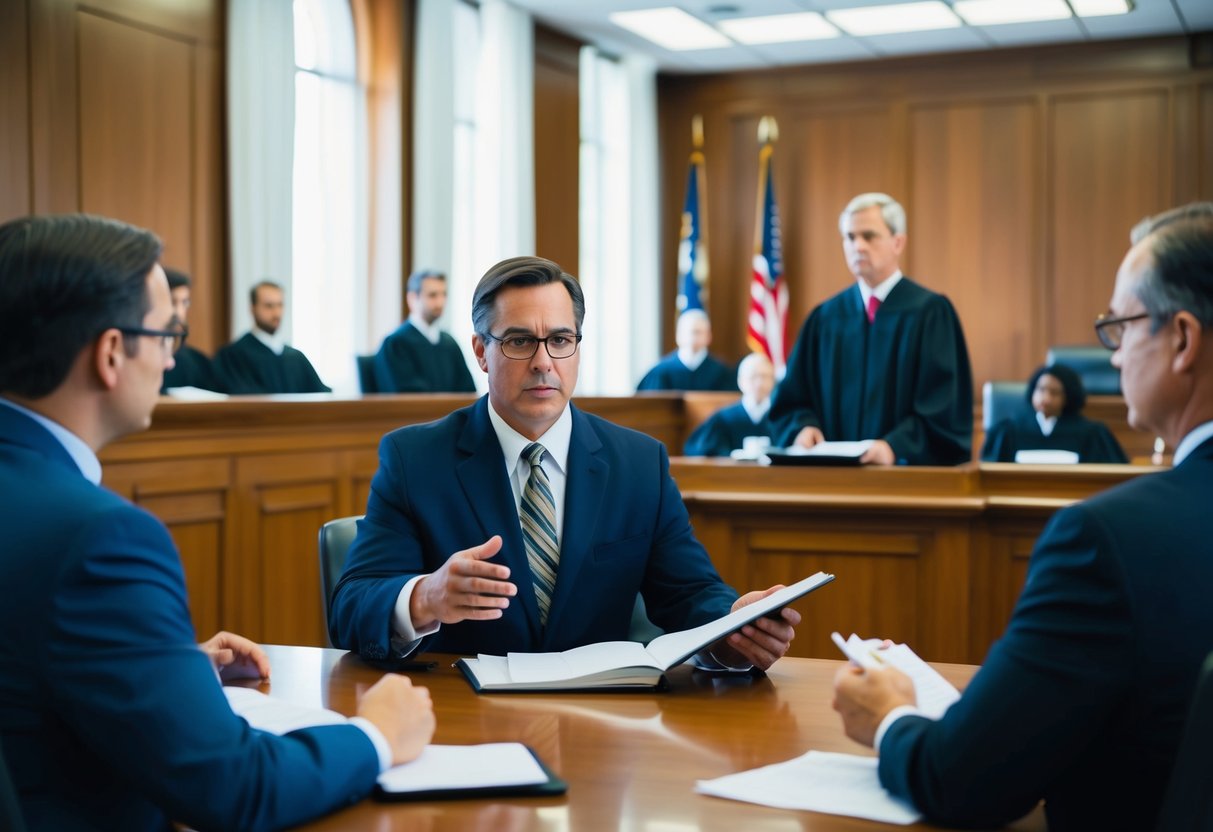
[879,435,1213,831]
[0,404,378,832]
[329,397,738,658]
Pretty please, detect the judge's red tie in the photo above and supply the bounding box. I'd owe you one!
[866,294,881,324]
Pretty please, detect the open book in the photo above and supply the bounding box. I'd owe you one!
[456,572,835,692]
[766,441,873,466]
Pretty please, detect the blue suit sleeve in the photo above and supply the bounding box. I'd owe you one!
[47,506,379,831]
[877,503,1133,827]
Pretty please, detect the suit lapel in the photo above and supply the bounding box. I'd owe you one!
[543,406,607,647]
[454,398,542,644]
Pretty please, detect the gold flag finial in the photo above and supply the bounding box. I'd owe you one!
[758,116,779,145]
[691,115,704,149]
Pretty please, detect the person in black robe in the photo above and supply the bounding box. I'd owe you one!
[770,193,973,465]
[373,270,475,393]
[160,268,225,393]
[214,281,330,394]
[981,363,1128,463]
[637,309,738,392]
[685,353,776,456]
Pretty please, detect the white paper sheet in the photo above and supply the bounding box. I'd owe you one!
[223,686,348,734]
[377,743,548,792]
[695,750,921,824]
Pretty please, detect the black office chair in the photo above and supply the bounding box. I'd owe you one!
[0,737,28,832]
[1155,650,1213,831]
[1045,345,1121,395]
[318,514,662,645]
[319,515,362,648]
[355,355,378,394]
[981,380,1030,431]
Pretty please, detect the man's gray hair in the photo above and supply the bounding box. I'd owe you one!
[1133,205,1213,332]
[1130,202,1213,245]
[406,269,445,294]
[839,192,906,236]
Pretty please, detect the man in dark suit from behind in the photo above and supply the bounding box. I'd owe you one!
[832,204,1213,831]
[214,280,331,394]
[331,256,799,666]
[0,215,434,831]
[160,268,225,393]
[373,269,476,393]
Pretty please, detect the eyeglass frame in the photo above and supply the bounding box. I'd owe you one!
[117,324,189,356]
[1093,312,1153,351]
[482,330,583,360]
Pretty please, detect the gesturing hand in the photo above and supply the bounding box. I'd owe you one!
[410,535,517,627]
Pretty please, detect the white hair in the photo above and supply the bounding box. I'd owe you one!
[839,192,906,237]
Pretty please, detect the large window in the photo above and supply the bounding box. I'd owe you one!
[292,0,366,394]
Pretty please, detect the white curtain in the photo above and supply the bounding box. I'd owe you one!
[472,0,535,276]
[577,48,659,395]
[412,0,457,281]
[226,0,296,340]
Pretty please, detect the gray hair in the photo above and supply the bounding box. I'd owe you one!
[1130,202,1213,245]
[1133,208,1213,332]
[406,269,445,294]
[471,256,585,337]
[839,192,906,236]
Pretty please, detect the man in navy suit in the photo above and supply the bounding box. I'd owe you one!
[0,215,434,831]
[832,205,1213,831]
[331,256,799,665]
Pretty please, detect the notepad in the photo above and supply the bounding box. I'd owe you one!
[833,633,960,719]
[375,743,566,801]
[457,572,836,692]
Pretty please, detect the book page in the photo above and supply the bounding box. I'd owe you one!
[506,641,658,684]
[645,572,835,669]
[377,743,548,793]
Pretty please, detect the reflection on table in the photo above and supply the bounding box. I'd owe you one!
[236,644,1018,832]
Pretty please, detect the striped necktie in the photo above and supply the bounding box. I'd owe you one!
[520,442,559,625]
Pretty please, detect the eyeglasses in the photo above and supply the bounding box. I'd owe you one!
[484,331,582,360]
[118,325,189,356]
[1093,312,1150,350]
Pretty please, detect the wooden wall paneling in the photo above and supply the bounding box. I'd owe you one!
[909,99,1038,388]
[102,456,231,640]
[971,515,1041,663]
[533,25,580,274]
[0,0,31,222]
[793,107,894,318]
[29,0,80,213]
[1201,83,1213,200]
[1047,89,1172,347]
[189,41,224,352]
[233,452,353,647]
[77,10,194,274]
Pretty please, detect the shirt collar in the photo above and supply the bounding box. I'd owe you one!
[408,312,442,345]
[857,270,904,310]
[1172,420,1213,467]
[486,398,572,476]
[1036,411,1058,437]
[251,327,286,356]
[0,397,102,484]
[741,396,770,424]
[677,348,708,371]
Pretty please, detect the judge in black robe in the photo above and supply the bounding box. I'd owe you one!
[771,278,973,465]
[215,333,330,395]
[373,322,475,393]
[684,352,776,456]
[161,345,224,393]
[981,363,1127,463]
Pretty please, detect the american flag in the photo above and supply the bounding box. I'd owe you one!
[746,119,788,377]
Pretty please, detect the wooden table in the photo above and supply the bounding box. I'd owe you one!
[244,644,1015,831]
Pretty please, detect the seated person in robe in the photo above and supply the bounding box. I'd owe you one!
[637,309,738,392]
[981,363,1127,463]
[214,280,331,394]
[684,353,776,457]
[160,268,225,393]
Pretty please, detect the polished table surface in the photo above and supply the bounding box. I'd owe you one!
[237,644,1021,832]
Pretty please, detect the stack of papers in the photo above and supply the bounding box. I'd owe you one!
[833,633,960,719]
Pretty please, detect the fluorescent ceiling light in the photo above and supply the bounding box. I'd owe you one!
[1068,0,1134,16]
[717,12,840,45]
[953,0,1072,26]
[609,7,732,51]
[826,2,962,37]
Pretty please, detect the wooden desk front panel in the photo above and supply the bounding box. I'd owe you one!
[99,397,1149,659]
